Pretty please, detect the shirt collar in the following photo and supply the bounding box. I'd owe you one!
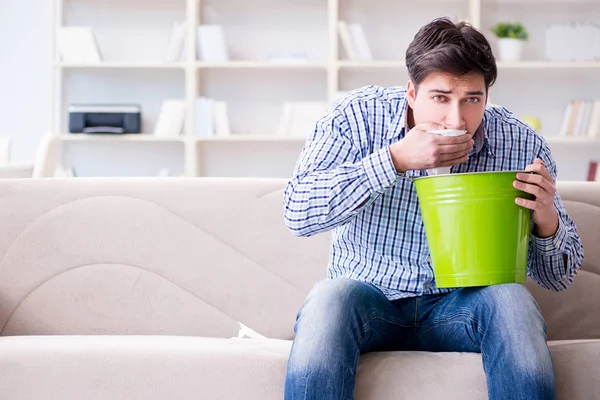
[387,93,494,157]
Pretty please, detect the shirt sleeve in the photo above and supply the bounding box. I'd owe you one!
[283,101,400,237]
[527,140,584,291]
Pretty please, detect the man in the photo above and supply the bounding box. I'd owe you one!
[282,17,584,400]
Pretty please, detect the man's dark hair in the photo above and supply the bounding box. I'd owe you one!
[405,17,497,92]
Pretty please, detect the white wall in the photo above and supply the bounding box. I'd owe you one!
[0,0,52,164]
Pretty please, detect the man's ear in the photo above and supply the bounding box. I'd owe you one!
[406,80,417,108]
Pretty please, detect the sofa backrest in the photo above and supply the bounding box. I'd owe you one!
[0,178,328,340]
[0,178,597,341]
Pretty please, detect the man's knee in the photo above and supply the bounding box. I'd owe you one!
[290,279,369,369]
[477,284,552,376]
[478,283,547,335]
[298,278,372,325]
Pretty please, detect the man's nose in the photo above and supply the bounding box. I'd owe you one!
[445,106,464,129]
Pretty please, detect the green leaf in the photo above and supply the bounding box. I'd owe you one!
[490,22,528,40]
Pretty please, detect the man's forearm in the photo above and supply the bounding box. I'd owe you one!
[284,147,398,237]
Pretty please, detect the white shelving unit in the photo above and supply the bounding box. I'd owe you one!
[51,0,600,180]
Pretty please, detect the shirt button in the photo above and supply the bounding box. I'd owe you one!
[426,256,431,262]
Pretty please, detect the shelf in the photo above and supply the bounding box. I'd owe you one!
[59,134,307,143]
[195,61,328,70]
[59,134,599,145]
[60,134,186,142]
[544,136,600,144]
[484,0,597,3]
[197,135,307,142]
[497,61,600,69]
[49,0,600,179]
[338,61,406,69]
[336,61,600,70]
[55,62,186,69]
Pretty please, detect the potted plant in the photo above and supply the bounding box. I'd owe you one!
[490,22,529,62]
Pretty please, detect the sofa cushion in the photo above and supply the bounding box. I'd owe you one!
[525,182,600,341]
[1,336,598,400]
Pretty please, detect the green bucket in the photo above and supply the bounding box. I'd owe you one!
[413,171,533,288]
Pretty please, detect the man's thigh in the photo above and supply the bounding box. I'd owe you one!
[414,283,542,353]
[296,278,417,353]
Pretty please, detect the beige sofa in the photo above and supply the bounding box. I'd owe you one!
[0,178,598,400]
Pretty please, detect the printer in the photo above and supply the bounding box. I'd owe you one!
[68,104,142,134]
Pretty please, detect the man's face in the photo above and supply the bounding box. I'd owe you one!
[406,71,487,136]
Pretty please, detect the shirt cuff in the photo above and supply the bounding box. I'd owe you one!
[531,217,568,257]
[362,146,399,193]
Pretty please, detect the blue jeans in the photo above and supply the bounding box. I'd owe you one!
[284,278,554,400]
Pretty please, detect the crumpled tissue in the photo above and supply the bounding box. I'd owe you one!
[426,129,467,175]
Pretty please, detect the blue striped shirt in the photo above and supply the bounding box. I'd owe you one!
[283,85,584,300]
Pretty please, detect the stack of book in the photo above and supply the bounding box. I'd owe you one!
[558,99,600,138]
[195,97,231,137]
[153,98,231,137]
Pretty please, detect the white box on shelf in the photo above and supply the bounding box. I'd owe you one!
[545,23,600,62]
[197,25,229,62]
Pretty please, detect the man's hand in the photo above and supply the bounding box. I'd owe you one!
[388,123,474,173]
[513,159,559,238]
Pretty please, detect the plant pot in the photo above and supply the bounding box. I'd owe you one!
[497,38,524,61]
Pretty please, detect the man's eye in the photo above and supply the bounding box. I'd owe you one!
[467,97,480,103]
[433,95,446,102]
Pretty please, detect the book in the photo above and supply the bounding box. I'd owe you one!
[154,99,186,137]
[165,21,187,62]
[337,21,356,61]
[213,101,231,137]
[558,101,573,137]
[195,97,214,137]
[277,102,330,137]
[267,52,308,63]
[347,23,373,61]
[56,27,102,63]
[337,21,373,61]
[587,100,600,138]
[194,97,231,136]
[587,161,598,182]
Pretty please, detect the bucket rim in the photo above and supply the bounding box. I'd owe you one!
[414,169,532,181]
